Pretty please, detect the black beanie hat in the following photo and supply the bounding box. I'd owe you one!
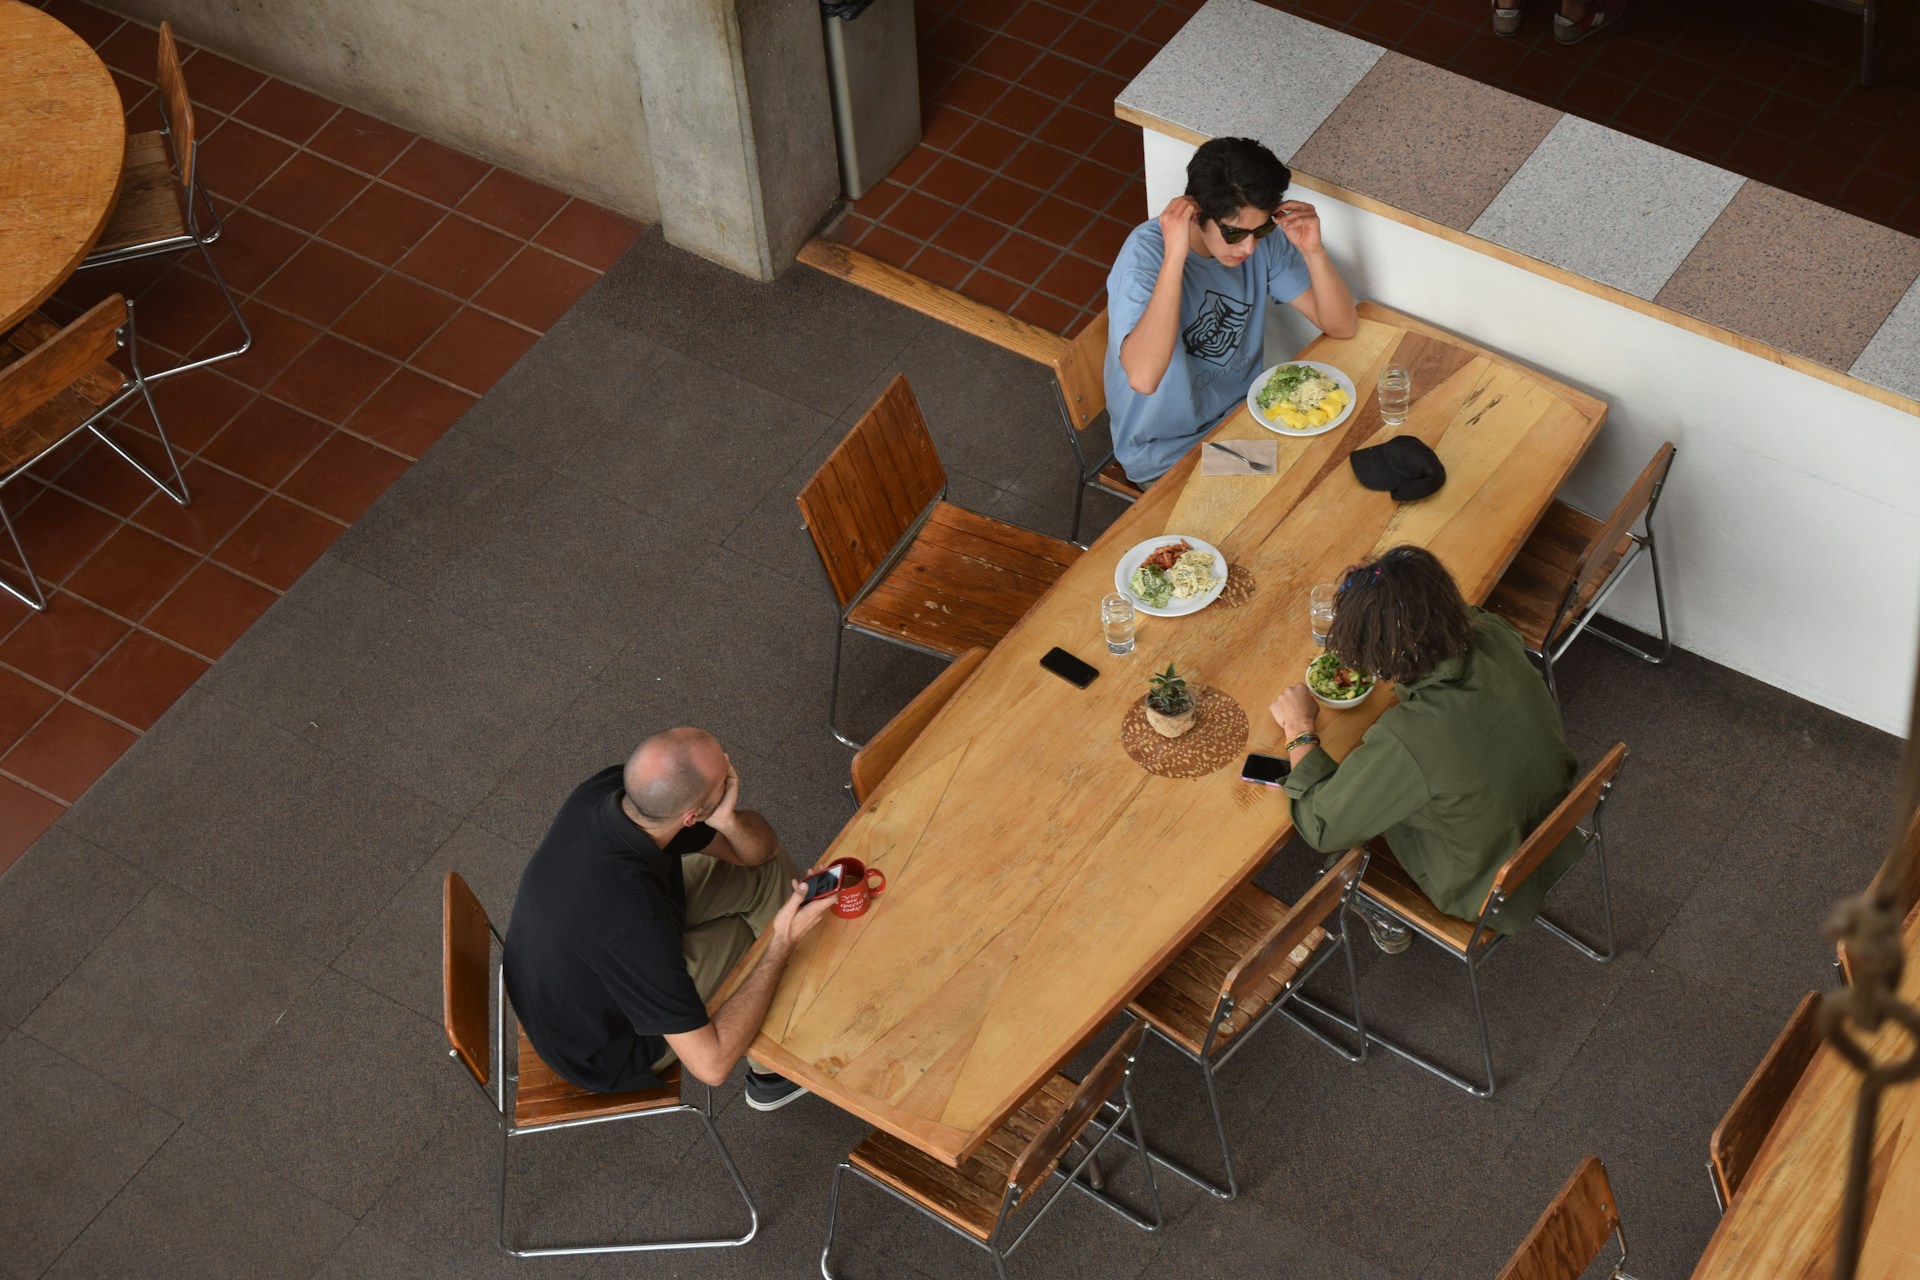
[1350,436,1445,502]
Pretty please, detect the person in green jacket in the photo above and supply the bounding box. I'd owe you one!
[1269,545,1582,953]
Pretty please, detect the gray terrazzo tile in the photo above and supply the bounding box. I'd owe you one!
[1468,115,1745,299]
[1851,274,1920,400]
[1655,182,1920,371]
[1117,0,1384,164]
[0,1032,179,1280]
[0,828,149,1035]
[1292,53,1564,229]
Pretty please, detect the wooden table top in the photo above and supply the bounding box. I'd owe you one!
[0,0,125,332]
[1691,907,1920,1280]
[733,301,1607,1165]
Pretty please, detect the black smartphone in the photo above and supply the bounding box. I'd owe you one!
[1241,752,1292,786]
[799,866,843,903]
[1039,647,1099,689]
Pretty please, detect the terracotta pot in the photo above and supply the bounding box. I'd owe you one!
[1145,702,1196,738]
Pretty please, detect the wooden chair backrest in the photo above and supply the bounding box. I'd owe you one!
[0,296,124,431]
[1051,311,1109,433]
[796,374,947,609]
[1569,442,1674,607]
[1496,1155,1622,1280]
[1487,742,1627,910]
[156,23,195,192]
[442,871,494,1089]
[1221,847,1364,1006]
[1709,990,1823,1204]
[851,646,988,803]
[1008,1020,1145,1196]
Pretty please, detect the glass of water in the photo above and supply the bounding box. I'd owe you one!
[1378,363,1412,426]
[1309,583,1337,647]
[1101,593,1136,655]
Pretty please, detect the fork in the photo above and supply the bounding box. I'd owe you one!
[1207,441,1272,473]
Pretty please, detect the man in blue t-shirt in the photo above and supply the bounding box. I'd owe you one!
[1105,136,1359,484]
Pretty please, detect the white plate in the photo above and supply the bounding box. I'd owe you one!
[1246,362,1357,438]
[1115,535,1229,618]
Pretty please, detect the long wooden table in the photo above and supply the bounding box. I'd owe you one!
[0,0,125,331]
[736,301,1606,1165]
[1691,906,1920,1280]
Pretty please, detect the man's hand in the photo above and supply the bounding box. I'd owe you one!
[767,880,835,953]
[707,758,741,830]
[1270,683,1320,741]
[1158,194,1201,247]
[1277,200,1323,255]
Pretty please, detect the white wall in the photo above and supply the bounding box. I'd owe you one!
[1146,130,1920,735]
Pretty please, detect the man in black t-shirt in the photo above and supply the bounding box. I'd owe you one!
[503,727,833,1110]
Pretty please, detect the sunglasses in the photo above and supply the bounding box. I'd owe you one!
[1215,216,1279,245]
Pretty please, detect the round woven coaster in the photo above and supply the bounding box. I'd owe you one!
[1119,685,1250,779]
[1217,568,1257,609]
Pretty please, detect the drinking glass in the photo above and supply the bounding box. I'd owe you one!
[1101,593,1136,655]
[1309,583,1337,647]
[1378,363,1412,426]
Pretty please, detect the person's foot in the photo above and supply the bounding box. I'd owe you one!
[745,1069,810,1112]
[1354,900,1412,954]
[1492,5,1522,36]
[1554,0,1625,44]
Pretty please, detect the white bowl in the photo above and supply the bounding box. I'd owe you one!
[1305,656,1375,710]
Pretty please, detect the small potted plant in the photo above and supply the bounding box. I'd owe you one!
[1145,664,1197,738]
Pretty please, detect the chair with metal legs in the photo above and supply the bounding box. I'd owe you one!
[1119,846,1370,1199]
[1485,444,1675,710]
[1350,743,1628,1099]
[1706,990,1822,1213]
[1048,310,1142,548]
[819,1020,1162,1279]
[1,294,189,610]
[798,375,1081,748]
[440,873,757,1259]
[1497,1155,1642,1279]
[77,21,250,380]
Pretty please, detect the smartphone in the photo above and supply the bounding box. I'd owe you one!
[1039,647,1100,689]
[1241,752,1292,786]
[799,866,843,903]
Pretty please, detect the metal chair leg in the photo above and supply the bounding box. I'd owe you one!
[1706,1159,1727,1214]
[1358,951,1498,1099]
[819,1160,850,1280]
[826,625,865,750]
[1069,473,1088,548]
[0,497,48,611]
[143,237,253,383]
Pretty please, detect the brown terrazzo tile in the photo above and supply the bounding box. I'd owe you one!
[1291,53,1563,231]
[1654,181,1920,372]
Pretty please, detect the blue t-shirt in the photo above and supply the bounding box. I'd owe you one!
[1104,222,1313,482]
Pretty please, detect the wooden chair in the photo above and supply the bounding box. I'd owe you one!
[1051,310,1142,547]
[819,1020,1162,1279]
[1839,807,1920,985]
[798,375,1082,748]
[77,22,250,381]
[1485,443,1675,709]
[0,295,188,610]
[1706,990,1823,1212]
[1121,847,1369,1199]
[1354,743,1628,1098]
[850,645,988,803]
[1497,1155,1641,1280]
[440,873,757,1258]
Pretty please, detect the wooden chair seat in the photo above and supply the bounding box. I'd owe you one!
[91,130,191,256]
[844,501,1082,656]
[1484,501,1634,650]
[1358,847,1493,956]
[0,315,126,480]
[1093,459,1143,500]
[513,1026,683,1129]
[1128,883,1328,1055]
[847,1075,1077,1241]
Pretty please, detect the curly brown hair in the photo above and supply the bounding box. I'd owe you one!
[1324,545,1472,684]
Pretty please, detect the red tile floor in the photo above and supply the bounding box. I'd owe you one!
[833,0,1920,338]
[0,0,641,870]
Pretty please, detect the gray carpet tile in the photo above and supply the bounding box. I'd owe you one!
[0,829,148,1036]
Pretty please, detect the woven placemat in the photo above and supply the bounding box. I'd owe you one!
[1217,567,1257,609]
[1120,685,1250,779]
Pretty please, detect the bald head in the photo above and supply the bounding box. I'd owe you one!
[623,728,726,826]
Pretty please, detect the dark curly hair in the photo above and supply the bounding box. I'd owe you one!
[1324,546,1472,685]
[1185,137,1291,227]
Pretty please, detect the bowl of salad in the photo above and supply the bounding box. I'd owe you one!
[1305,651,1375,709]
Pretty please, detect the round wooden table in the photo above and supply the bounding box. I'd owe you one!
[0,0,125,332]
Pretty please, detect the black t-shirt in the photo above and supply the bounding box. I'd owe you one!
[502,766,715,1092]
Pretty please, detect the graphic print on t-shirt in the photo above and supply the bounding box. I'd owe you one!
[1182,290,1253,365]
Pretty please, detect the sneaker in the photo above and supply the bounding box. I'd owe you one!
[1354,900,1412,954]
[1554,0,1626,44]
[744,1069,810,1112]
[1492,6,1522,35]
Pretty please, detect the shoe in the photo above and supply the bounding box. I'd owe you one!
[1358,905,1412,955]
[1554,0,1626,44]
[744,1069,810,1112]
[1492,6,1522,36]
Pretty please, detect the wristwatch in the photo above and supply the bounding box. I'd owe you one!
[1284,732,1320,753]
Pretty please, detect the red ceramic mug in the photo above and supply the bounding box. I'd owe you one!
[827,856,886,919]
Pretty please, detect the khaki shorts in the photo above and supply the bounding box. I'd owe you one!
[650,847,796,1073]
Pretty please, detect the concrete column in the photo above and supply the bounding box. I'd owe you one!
[632,0,841,281]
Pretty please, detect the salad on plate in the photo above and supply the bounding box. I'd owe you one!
[1255,364,1350,431]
